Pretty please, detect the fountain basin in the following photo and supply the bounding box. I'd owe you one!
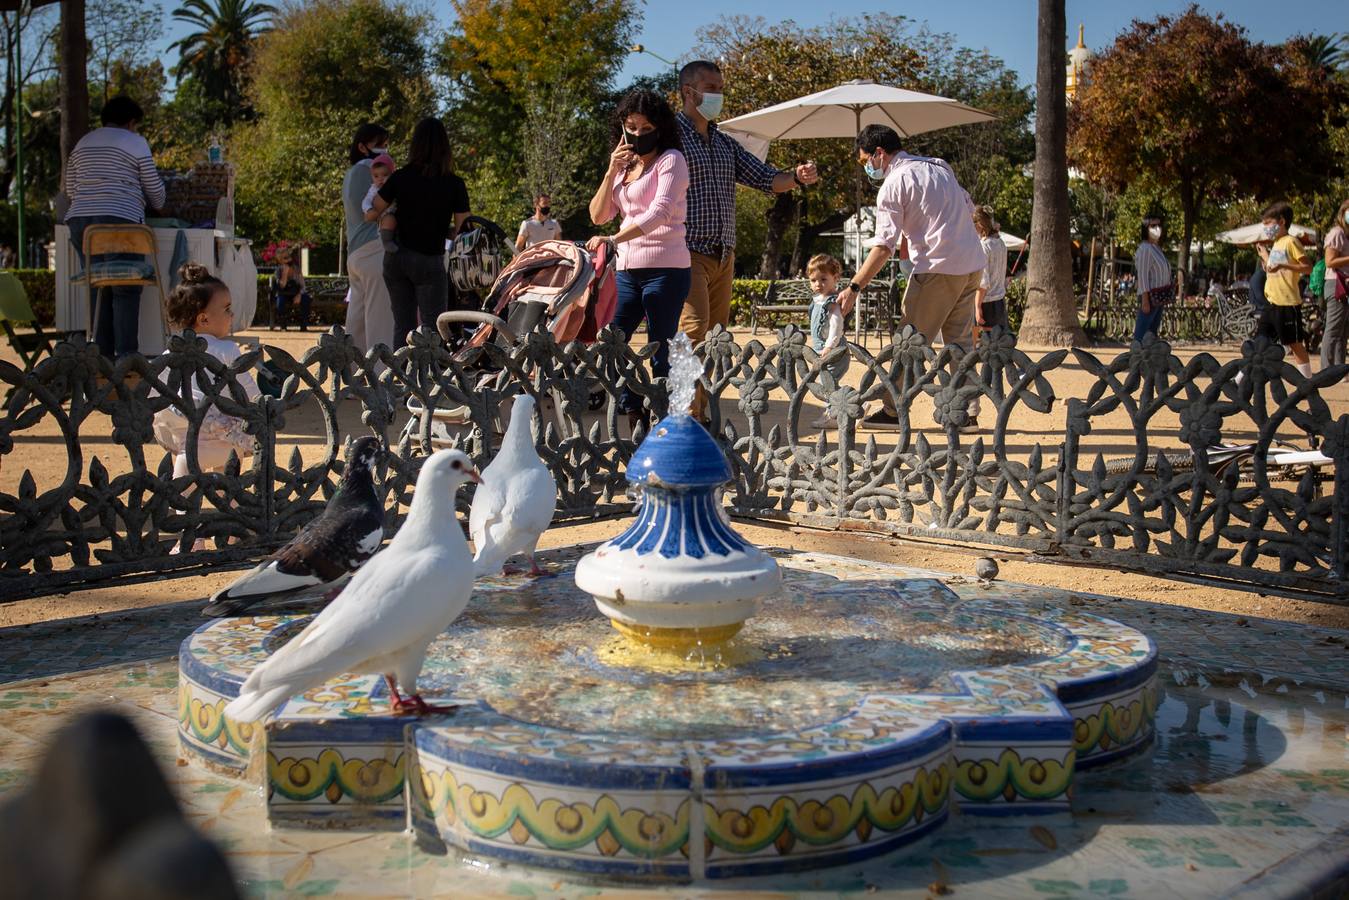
[178,557,1157,881]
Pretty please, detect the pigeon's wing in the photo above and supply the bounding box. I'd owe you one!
[201,505,383,617]
[239,547,468,699]
[468,474,508,550]
[201,558,325,617]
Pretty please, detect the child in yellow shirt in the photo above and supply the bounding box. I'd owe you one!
[1255,201,1314,378]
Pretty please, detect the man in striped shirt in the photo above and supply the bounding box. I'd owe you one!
[676,61,818,416]
[64,95,166,359]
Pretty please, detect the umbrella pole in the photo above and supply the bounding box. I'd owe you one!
[854,106,862,343]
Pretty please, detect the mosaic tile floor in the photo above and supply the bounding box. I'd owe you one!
[1,548,1347,898]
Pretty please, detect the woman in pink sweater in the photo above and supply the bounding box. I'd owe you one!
[587,89,690,420]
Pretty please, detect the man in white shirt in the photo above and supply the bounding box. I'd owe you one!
[835,125,986,431]
[516,194,562,250]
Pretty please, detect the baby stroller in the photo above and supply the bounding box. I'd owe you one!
[403,239,619,448]
[445,215,516,335]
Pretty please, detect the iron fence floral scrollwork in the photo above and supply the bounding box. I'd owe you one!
[0,324,1344,603]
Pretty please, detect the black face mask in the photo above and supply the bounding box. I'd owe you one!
[624,129,659,156]
[539,206,551,216]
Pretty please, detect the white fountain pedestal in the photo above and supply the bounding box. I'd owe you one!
[575,414,780,649]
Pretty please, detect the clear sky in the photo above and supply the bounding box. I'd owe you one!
[155,0,1342,88]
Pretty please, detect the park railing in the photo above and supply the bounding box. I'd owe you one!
[0,325,1345,603]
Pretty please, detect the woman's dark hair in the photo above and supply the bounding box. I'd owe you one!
[166,263,227,329]
[101,96,144,127]
[347,122,388,166]
[1139,214,1165,244]
[614,89,681,156]
[407,117,453,177]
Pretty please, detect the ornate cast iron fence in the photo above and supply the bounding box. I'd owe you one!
[0,325,1345,603]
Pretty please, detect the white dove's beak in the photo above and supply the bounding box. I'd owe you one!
[467,468,483,485]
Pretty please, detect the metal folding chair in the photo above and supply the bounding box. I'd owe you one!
[73,224,169,351]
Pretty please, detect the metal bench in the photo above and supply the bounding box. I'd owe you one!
[750,279,813,335]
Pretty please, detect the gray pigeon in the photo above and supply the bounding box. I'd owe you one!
[202,436,385,616]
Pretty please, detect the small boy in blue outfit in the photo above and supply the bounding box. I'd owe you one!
[806,253,850,428]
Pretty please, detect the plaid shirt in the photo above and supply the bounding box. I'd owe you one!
[676,112,782,258]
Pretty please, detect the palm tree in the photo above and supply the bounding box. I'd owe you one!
[1018,0,1085,346]
[169,0,276,116]
[1293,33,1347,73]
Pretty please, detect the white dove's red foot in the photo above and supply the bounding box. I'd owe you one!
[385,675,458,716]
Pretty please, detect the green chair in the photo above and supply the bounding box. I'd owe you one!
[0,272,59,376]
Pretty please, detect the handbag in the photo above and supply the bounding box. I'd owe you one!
[1148,284,1175,308]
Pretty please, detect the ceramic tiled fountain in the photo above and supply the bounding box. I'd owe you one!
[177,336,1158,882]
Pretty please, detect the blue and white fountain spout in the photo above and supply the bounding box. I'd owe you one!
[575,334,781,650]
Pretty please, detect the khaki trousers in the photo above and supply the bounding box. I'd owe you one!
[679,251,733,418]
[680,251,734,342]
[883,270,982,414]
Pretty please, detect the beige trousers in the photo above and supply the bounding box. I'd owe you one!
[883,270,982,414]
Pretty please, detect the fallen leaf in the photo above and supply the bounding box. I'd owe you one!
[1030,825,1057,850]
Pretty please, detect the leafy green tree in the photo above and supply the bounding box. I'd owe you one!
[696,15,1031,277]
[231,0,434,246]
[1069,7,1347,276]
[439,0,639,229]
[87,0,162,104]
[169,0,276,123]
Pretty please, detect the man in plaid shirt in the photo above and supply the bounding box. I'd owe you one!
[677,60,819,414]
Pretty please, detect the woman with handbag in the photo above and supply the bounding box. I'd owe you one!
[1322,198,1349,371]
[1133,214,1173,343]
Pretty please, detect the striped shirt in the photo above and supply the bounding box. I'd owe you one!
[64,127,166,222]
[676,112,781,258]
[1133,242,1171,296]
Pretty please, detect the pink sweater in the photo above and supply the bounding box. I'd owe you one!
[605,149,690,271]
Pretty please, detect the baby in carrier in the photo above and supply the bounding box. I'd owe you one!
[363,154,399,254]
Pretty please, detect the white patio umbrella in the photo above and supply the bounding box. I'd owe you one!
[719,80,996,269]
[1215,223,1318,246]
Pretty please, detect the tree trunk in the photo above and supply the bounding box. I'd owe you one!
[788,196,807,274]
[58,0,89,192]
[1177,175,1198,286]
[1018,0,1086,347]
[758,192,796,279]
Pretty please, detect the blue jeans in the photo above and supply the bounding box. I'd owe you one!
[1133,303,1164,342]
[612,267,691,413]
[67,215,145,359]
[273,289,312,328]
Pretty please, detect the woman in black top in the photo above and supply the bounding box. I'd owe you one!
[372,117,471,349]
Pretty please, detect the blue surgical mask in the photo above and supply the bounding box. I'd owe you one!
[1261,223,1280,240]
[696,91,723,120]
[863,152,885,181]
[1343,210,1348,226]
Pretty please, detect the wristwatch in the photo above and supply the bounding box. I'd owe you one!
[793,171,805,188]
[848,281,862,293]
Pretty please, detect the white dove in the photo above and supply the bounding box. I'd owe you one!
[225,449,481,721]
[470,393,558,577]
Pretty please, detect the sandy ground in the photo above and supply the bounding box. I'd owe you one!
[2,326,1347,630]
